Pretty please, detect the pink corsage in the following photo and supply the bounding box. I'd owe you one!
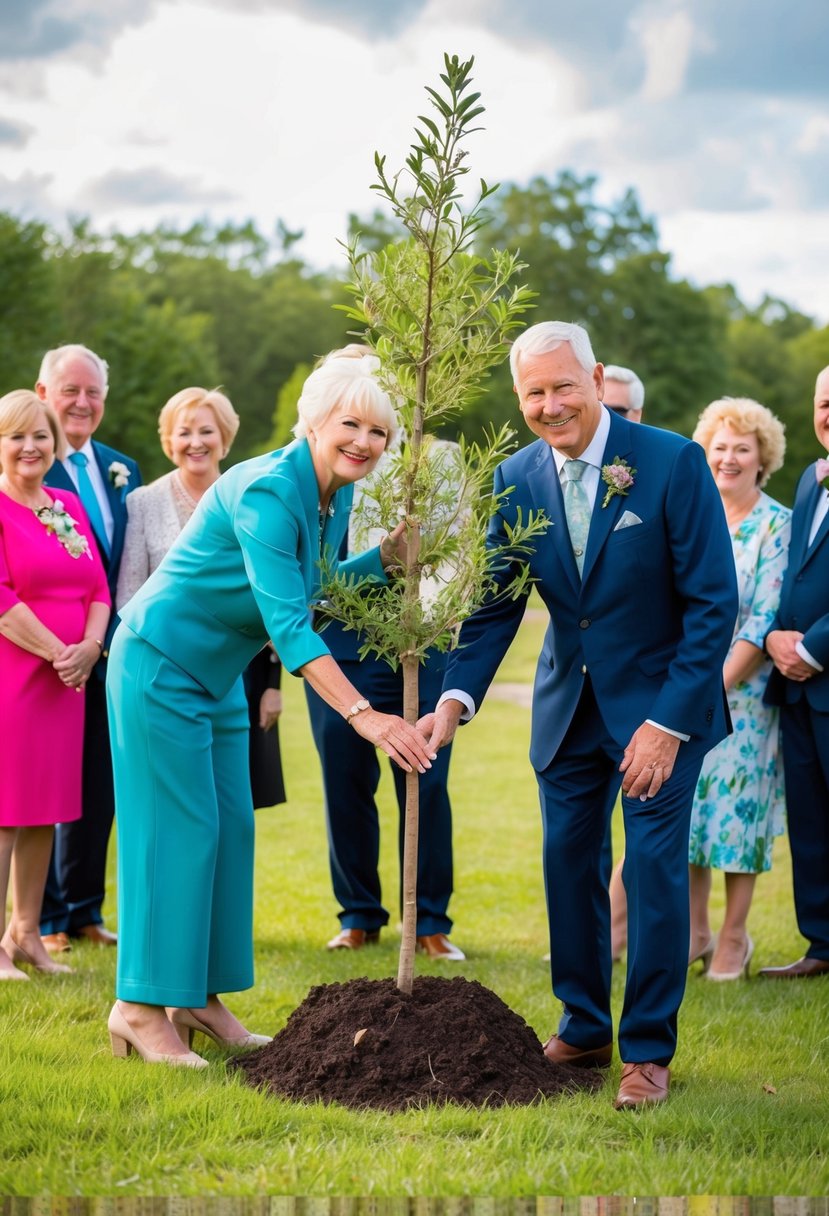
[600,457,636,508]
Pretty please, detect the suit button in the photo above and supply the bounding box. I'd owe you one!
[579,619,590,629]
[581,664,587,674]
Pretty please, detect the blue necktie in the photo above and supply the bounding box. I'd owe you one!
[68,451,110,557]
[561,458,591,577]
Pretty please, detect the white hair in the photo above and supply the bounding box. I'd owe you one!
[509,321,597,384]
[603,364,645,411]
[292,351,398,446]
[37,344,109,393]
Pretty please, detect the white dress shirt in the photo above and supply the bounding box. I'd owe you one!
[439,408,688,740]
[795,462,829,672]
[61,439,115,548]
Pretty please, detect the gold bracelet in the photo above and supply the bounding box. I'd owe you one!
[86,638,104,651]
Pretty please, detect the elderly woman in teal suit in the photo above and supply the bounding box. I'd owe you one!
[106,349,435,1067]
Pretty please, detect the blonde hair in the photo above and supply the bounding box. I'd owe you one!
[158,387,240,461]
[0,389,65,467]
[692,397,786,488]
[292,346,398,447]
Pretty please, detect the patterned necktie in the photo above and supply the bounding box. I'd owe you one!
[68,451,110,557]
[561,458,591,576]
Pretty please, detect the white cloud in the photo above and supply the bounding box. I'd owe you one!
[633,4,696,102]
[0,0,827,323]
[661,209,829,319]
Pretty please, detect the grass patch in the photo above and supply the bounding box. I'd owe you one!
[1,607,826,1196]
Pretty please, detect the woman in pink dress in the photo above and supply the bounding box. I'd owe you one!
[0,390,110,980]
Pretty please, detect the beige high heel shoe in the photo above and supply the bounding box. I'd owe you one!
[1,931,72,975]
[0,946,29,982]
[707,934,754,982]
[688,934,716,974]
[108,1002,209,1068]
[167,1006,272,1051]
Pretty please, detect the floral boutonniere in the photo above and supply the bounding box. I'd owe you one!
[600,457,636,508]
[108,461,131,489]
[816,457,829,492]
[34,499,93,560]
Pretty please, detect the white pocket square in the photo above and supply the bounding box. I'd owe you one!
[614,511,643,531]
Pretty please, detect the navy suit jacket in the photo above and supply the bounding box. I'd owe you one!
[45,439,142,662]
[765,462,829,711]
[443,409,738,772]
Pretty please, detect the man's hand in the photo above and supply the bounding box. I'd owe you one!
[259,688,282,730]
[766,629,816,681]
[619,722,681,801]
[417,699,465,752]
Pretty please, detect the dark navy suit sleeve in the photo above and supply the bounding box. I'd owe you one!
[645,439,738,734]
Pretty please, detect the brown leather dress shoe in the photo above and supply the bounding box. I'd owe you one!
[542,1035,613,1068]
[75,924,118,946]
[614,1062,670,1109]
[415,933,466,960]
[41,932,72,954]
[326,928,380,951]
[757,956,829,979]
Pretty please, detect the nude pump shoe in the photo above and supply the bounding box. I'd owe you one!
[1,931,72,975]
[108,1001,208,1068]
[0,946,29,981]
[707,934,754,982]
[167,1006,272,1051]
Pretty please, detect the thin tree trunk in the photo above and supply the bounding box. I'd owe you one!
[396,605,421,992]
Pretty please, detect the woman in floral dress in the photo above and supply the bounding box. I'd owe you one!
[688,398,790,981]
[0,391,110,979]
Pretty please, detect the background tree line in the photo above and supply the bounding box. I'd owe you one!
[2,170,828,502]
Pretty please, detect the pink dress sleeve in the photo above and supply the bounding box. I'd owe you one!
[0,508,23,615]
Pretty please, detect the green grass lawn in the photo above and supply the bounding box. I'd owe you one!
[1,606,827,1198]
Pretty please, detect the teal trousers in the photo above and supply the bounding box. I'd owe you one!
[107,624,255,1006]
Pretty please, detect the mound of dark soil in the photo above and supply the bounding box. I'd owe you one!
[232,975,603,1111]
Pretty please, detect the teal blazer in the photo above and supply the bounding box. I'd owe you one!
[118,439,386,699]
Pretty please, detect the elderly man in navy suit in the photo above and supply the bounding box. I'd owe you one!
[760,365,829,980]
[37,344,142,951]
[423,321,737,1109]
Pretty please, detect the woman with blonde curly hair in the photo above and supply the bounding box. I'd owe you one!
[688,397,790,980]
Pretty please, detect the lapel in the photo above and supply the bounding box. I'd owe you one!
[525,441,581,592]
[91,441,126,563]
[581,412,633,586]
[802,472,829,568]
[43,461,75,495]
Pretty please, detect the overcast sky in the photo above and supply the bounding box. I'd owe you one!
[2,0,828,321]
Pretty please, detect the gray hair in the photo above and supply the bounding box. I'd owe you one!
[509,321,597,384]
[603,365,645,411]
[37,344,109,393]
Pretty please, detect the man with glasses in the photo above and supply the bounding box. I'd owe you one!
[603,366,645,423]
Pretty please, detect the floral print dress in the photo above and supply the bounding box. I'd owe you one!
[688,492,791,873]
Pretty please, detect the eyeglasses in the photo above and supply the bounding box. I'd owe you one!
[606,405,632,416]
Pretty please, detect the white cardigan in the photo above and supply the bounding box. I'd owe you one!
[115,472,186,611]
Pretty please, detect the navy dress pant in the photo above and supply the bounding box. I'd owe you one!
[779,698,829,960]
[305,647,454,937]
[538,678,707,1066]
[40,675,115,934]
